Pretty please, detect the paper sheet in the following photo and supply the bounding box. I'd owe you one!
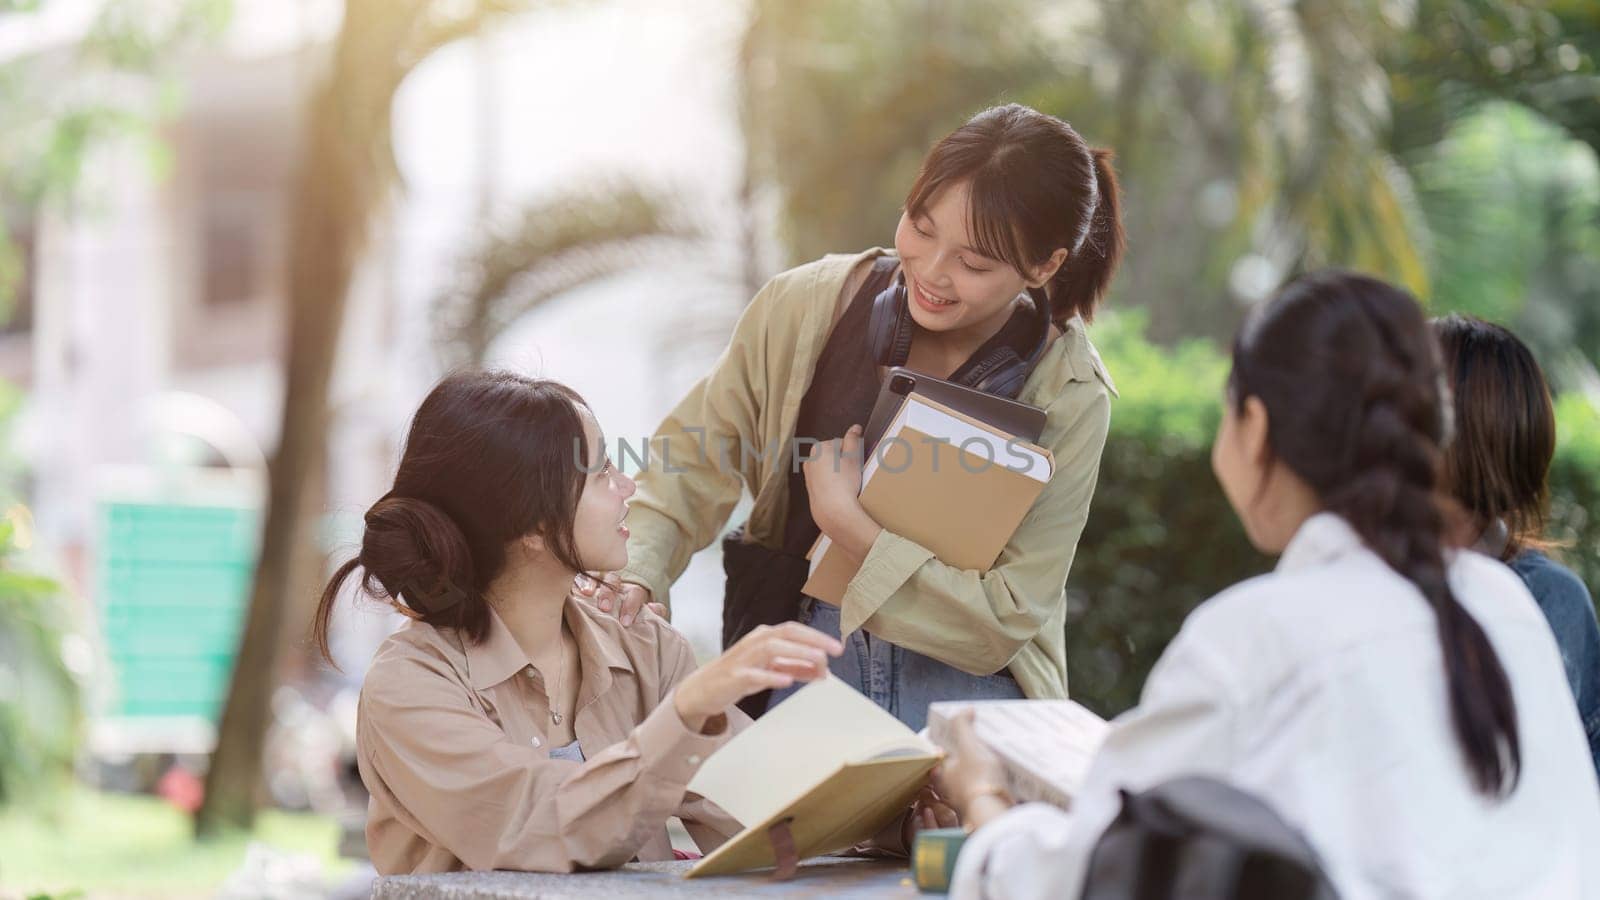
[863,395,1051,484]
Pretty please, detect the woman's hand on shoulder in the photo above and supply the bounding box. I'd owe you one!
[573,572,666,626]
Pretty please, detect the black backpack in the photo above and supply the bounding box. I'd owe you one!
[1080,776,1340,900]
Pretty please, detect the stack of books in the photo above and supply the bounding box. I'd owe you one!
[802,378,1054,604]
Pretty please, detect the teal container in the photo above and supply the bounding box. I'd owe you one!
[96,499,260,722]
[911,827,968,893]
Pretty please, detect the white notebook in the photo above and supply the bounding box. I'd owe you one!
[926,699,1109,808]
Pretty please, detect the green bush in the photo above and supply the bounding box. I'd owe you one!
[1066,313,1600,718]
[0,523,77,808]
[1065,313,1267,717]
[0,380,78,809]
[1548,393,1600,595]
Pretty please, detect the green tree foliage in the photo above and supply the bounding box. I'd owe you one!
[739,0,1426,342]
[1391,0,1600,159]
[0,0,231,310]
[1409,103,1600,377]
[738,0,1061,268]
[1064,313,1264,715]
[0,523,75,808]
[1549,393,1600,595]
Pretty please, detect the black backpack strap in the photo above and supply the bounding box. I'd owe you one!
[1081,779,1339,900]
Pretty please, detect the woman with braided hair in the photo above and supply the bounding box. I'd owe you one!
[936,272,1600,899]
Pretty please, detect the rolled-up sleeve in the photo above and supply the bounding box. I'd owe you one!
[839,380,1111,677]
[648,619,752,851]
[358,654,733,873]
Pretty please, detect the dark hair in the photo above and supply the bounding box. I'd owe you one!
[904,103,1125,326]
[1230,271,1521,798]
[312,371,593,666]
[1432,315,1557,560]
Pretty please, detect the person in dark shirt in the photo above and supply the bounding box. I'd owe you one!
[1434,314,1600,777]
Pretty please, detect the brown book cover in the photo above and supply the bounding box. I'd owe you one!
[802,394,1053,605]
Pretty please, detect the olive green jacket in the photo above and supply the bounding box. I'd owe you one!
[620,248,1116,699]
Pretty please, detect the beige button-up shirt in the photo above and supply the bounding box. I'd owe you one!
[356,597,747,874]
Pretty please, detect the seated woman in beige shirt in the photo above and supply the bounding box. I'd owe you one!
[311,371,845,874]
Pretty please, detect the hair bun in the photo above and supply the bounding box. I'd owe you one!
[361,495,475,614]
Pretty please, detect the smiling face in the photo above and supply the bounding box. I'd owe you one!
[893,180,1065,339]
[567,409,636,574]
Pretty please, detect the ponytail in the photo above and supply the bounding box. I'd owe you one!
[1050,148,1125,325]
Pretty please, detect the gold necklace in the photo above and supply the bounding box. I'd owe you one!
[548,630,566,726]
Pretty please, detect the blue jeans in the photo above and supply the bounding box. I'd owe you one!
[768,597,1026,732]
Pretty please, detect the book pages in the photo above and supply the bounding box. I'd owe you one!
[687,675,936,827]
[870,394,1051,482]
[927,700,1109,808]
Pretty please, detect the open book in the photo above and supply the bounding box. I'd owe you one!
[926,700,1110,809]
[684,676,942,878]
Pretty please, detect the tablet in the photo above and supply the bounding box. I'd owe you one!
[862,367,1047,453]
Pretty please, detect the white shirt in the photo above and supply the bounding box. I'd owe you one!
[954,513,1600,900]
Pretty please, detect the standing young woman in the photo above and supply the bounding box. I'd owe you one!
[1433,314,1600,775]
[935,273,1600,899]
[584,104,1125,727]
[313,372,845,874]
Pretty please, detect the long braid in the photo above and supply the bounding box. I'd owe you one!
[1320,293,1521,795]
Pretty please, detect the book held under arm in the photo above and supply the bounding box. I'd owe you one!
[683,675,943,878]
[803,392,1054,605]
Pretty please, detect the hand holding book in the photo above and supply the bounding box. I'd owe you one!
[904,785,962,847]
[801,424,883,563]
[933,710,1016,831]
[802,394,1054,605]
[927,699,1109,809]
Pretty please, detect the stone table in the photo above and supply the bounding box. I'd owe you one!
[370,856,919,899]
